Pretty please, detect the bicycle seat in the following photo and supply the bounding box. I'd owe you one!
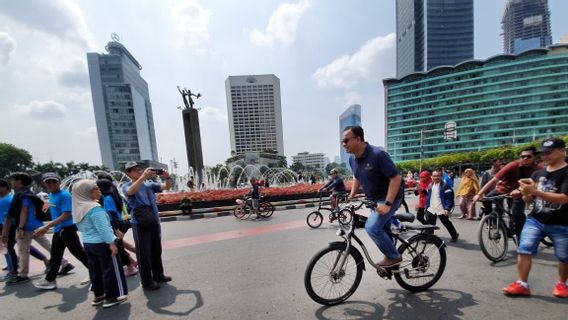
[394,212,415,223]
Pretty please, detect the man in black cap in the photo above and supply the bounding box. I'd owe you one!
[503,138,568,298]
[121,162,172,291]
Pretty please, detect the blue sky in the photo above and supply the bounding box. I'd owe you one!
[0,0,567,174]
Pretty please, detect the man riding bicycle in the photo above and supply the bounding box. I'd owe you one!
[319,168,347,211]
[343,125,404,268]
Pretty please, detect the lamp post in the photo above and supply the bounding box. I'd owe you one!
[419,121,457,172]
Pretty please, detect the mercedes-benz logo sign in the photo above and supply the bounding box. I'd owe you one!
[111,33,120,42]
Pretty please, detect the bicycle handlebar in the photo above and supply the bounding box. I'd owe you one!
[345,199,376,211]
[480,194,512,201]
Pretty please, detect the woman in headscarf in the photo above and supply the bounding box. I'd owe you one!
[414,170,432,225]
[72,179,128,308]
[456,168,480,220]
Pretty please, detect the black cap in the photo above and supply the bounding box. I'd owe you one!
[124,161,142,172]
[540,138,566,153]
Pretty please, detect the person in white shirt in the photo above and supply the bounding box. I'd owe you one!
[425,169,459,242]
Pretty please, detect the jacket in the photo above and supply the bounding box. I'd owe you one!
[425,181,455,211]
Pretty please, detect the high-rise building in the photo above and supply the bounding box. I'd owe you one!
[502,0,552,54]
[87,40,159,170]
[396,0,474,78]
[383,44,568,163]
[292,152,329,174]
[225,74,284,156]
[339,104,361,167]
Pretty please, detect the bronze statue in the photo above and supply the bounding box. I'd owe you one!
[177,86,202,109]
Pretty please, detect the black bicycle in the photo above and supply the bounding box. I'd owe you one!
[306,192,351,228]
[233,196,275,220]
[304,200,447,306]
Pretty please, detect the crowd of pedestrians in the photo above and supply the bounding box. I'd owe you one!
[0,162,173,308]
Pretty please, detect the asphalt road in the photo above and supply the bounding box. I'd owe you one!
[1,195,566,319]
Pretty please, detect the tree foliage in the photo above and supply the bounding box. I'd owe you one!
[0,142,33,177]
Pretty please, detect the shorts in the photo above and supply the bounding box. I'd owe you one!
[517,216,568,263]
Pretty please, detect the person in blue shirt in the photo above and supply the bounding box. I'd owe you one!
[33,173,90,290]
[344,126,404,268]
[73,179,127,308]
[0,179,17,281]
[122,162,172,291]
[1,173,54,285]
[319,168,347,211]
[246,178,261,219]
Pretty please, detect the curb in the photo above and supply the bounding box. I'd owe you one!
[159,202,324,223]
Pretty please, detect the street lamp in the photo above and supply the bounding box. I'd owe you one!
[419,121,457,172]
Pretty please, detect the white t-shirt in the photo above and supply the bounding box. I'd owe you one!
[429,182,445,216]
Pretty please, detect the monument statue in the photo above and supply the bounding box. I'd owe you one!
[177,86,202,109]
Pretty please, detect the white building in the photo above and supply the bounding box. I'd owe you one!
[87,40,159,170]
[225,75,284,156]
[292,152,329,173]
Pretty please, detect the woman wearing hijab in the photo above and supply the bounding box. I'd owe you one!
[72,179,128,308]
[456,168,480,220]
[414,170,432,225]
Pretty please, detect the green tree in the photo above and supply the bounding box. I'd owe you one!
[289,162,304,173]
[0,142,33,177]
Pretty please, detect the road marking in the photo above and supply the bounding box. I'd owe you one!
[162,219,306,250]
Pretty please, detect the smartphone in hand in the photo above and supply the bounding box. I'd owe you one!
[518,178,533,185]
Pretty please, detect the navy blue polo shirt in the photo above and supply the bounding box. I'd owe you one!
[349,143,402,202]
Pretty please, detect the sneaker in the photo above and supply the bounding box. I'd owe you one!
[1,273,14,282]
[124,267,138,277]
[34,279,57,290]
[103,296,128,308]
[154,275,172,283]
[6,276,30,285]
[58,263,75,275]
[377,257,403,268]
[552,282,568,298]
[91,294,106,307]
[451,233,460,242]
[503,281,531,296]
[142,281,160,291]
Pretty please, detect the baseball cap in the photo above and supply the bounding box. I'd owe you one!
[42,172,61,183]
[329,168,338,174]
[124,161,142,172]
[540,138,566,153]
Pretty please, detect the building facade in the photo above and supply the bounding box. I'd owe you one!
[292,152,329,173]
[383,45,568,163]
[396,0,474,78]
[339,104,361,167]
[87,41,159,170]
[502,0,552,54]
[225,75,285,157]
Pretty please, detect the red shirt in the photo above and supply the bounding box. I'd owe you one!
[495,160,540,194]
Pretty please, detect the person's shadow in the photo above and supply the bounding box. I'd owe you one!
[144,283,203,317]
[42,284,89,312]
[313,289,476,320]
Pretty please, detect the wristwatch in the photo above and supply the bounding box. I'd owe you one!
[384,201,392,206]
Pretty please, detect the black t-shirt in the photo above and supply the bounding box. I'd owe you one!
[529,165,568,225]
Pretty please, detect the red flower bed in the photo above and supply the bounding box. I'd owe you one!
[157,181,353,204]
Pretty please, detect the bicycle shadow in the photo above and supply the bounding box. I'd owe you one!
[313,289,476,320]
[143,283,203,317]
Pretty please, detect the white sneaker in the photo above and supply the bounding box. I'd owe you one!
[103,295,128,308]
[80,277,90,285]
[34,279,57,290]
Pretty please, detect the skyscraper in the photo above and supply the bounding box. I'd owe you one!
[225,75,284,156]
[339,104,361,167]
[87,40,159,170]
[502,0,552,54]
[396,0,474,78]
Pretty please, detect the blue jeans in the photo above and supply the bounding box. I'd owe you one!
[517,216,568,263]
[365,198,402,260]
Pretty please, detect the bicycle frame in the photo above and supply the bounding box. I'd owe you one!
[483,195,516,243]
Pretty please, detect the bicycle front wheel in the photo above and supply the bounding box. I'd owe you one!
[306,211,323,228]
[304,244,364,305]
[258,202,275,218]
[394,234,446,292]
[233,205,250,220]
[478,214,508,262]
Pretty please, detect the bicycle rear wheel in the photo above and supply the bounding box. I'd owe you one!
[306,211,323,228]
[478,214,508,262]
[337,209,353,226]
[304,243,364,305]
[394,234,446,292]
[541,236,554,247]
[233,205,250,220]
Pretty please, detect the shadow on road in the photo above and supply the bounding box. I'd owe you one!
[313,289,476,320]
[144,283,203,317]
[43,284,89,312]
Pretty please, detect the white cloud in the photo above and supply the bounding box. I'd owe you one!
[344,91,362,106]
[200,106,227,122]
[0,32,17,66]
[16,100,67,119]
[249,0,311,47]
[171,0,211,47]
[312,33,396,89]
[0,0,95,49]
[58,60,89,88]
[79,126,97,137]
